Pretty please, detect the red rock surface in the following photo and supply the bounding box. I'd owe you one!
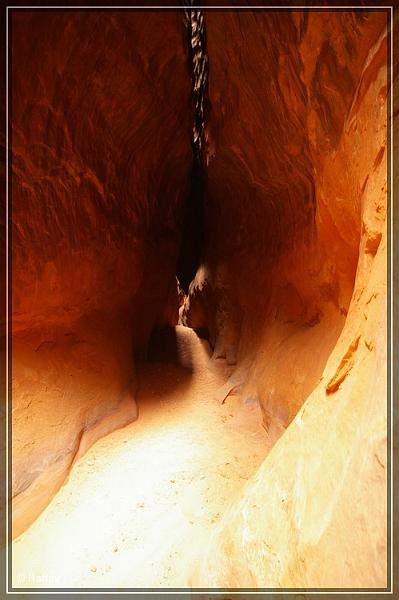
[11,10,192,537]
[187,8,388,428]
[11,7,391,588]
[187,8,390,587]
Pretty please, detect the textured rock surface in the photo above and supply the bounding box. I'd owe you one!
[187,8,390,587]
[188,9,388,428]
[11,7,390,588]
[11,10,192,537]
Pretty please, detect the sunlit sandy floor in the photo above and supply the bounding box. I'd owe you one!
[12,326,269,589]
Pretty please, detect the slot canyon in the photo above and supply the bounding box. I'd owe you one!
[10,6,393,591]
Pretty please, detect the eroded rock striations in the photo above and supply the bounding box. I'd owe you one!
[11,10,192,537]
[186,8,391,588]
[11,7,391,588]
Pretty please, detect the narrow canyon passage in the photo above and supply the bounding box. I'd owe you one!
[10,7,392,591]
[12,326,270,588]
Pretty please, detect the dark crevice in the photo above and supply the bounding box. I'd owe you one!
[195,326,211,343]
[176,160,205,294]
[176,3,209,294]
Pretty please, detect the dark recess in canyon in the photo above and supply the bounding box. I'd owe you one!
[176,3,208,294]
[176,160,205,295]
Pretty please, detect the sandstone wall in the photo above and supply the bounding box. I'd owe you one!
[186,8,388,432]
[11,9,391,585]
[11,10,192,537]
[189,8,390,587]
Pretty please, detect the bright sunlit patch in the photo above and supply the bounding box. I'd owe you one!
[12,326,269,589]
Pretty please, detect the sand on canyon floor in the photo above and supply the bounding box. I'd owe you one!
[12,325,271,589]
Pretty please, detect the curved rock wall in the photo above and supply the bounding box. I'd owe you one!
[11,10,192,537]
[186,8,388,429]
[11,8,391,587]
[188,8,390,587]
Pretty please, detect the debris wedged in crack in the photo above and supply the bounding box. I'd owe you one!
[184,2,209,162]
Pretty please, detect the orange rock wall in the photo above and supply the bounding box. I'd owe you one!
[11,9,391,587]
[197,9,388,429]
[11,10,192,537]
[190,8,390,587]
